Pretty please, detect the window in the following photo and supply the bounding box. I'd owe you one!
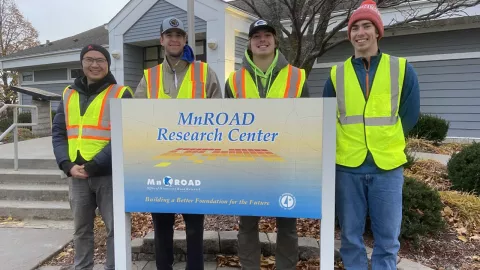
[34,68,67,82]
[22,72,33,82]
[144,46,164,69]
[195,40,206,62]
[70,69,84,79]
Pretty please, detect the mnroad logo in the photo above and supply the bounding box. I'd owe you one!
[163,176,173,187]
[147,176,201,188]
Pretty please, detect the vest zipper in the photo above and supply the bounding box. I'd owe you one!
[363,59,370,153]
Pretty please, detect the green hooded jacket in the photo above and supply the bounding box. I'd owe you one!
[224,49,310,98]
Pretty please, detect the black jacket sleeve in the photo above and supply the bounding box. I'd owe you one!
[224,81,235,98]
[84,90,133,176]
[52,100,75,175]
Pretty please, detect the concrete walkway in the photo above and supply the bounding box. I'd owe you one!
[37,262,237,270]
[0,227,72,270]
[412,151,451,165]
[0,137,54,159]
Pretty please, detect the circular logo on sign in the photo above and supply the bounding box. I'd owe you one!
[169,18,179,27]
[279,193,296,210]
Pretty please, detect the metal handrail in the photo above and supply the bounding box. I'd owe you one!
[0,104,38,170]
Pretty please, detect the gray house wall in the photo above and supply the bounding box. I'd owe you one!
[235,36,248,70]
[316,28,480,64]
[124,44,144,90]
[307,28,480,138]
[20,83,69,111]
[124,0,207,43]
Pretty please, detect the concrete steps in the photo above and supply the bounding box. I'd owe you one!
[0,159,72,220]
[0,159,58,170]
[0,200,71,220]
[0,184,69,201]
[0,169,66,185]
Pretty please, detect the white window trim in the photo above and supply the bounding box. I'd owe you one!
[21,71,34,83]
[313,51,480,69]
[21,80,73,86]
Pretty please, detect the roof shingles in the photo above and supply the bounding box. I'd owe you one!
[1,25,108,60]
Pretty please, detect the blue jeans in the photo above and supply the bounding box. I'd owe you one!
[335,167,404,270]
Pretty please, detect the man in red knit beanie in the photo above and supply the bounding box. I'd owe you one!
[323,0,421,269]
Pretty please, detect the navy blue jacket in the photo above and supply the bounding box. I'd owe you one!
[52,72,132,177]
[323,52,420,174]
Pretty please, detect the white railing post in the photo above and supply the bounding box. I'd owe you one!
[13,107,18,171]
[0,104,38,170]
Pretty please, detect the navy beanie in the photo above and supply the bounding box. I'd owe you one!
[80,44,111,68]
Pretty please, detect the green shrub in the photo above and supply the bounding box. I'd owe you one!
[401,177,445,243]
[17,112,31,124]
[404,149,417,169]
[1,128,36,143]
[0,117,13,132]
[408,113,449,143]
[447,142,480,195]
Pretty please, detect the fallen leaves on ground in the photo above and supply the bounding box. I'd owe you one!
[440,191,480,242]
[404,159,451,191]
[0,216,23,226]
[407,138,467,155]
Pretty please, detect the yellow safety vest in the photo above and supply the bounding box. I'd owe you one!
[62,84,133,162]
[144,61,208,99]
[228,64,306,98]
[330,54,407,170]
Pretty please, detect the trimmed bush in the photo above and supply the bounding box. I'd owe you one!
[404,148,417,169]
[447,142,480,195]
[408,113,449,143]
[1,128,36,143]
[0,117,13,132]
[401,177,445,243]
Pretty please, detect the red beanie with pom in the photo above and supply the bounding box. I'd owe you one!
[348,0,384,40]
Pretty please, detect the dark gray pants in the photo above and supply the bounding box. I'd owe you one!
[69,175,115,270]
[237,216,298,270]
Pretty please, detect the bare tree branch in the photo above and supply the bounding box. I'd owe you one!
[237,0,479,75]
[0,0,39,104]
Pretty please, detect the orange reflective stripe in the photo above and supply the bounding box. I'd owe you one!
[147,68,152,99]
[114,86,124,98]
[82,125,110,130]
[284,65,293,98]
[80,135,110,141]
[200,62,205,98]
[295,68,302,97]
[241,68,246,98]
[232,72,239,98]
[191,62,196,98]
[97,85,115,127]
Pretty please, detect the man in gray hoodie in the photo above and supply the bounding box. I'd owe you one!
[225,19,309,270]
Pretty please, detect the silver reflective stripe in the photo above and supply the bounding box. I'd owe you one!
[336,56,401,126]
[287,66,302,98]
[365,116,398,126]
[100,85,124,128]
[67,127,79,137]
[339,115,364,125]
[148,65,160,99]
[193,62,205,98]
[389,56,400,123]
[335,64,362,124]
[234,68,244,98]
[83,128,111,139]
